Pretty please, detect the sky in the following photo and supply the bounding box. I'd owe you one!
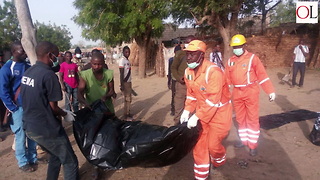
[1,0,96,46]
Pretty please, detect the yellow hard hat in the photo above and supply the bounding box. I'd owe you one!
[184,40,207,53]
[230,34,246,46]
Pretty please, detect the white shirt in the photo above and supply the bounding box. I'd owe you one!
[118,56,131,82]
[294,45,309,63]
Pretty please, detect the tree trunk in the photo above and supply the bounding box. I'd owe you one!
[260,0,266,35]
[211,2,241,63]
[309,23,320,68]
[219,27,233,62]
[215,12,238,62]
[156,43,165,77]
[311,38,320,68]
[14,0,37,65]
[138,44,146,78]
[261,14,266,35]
[130,42,139,66]
[135,37,147,78]
[135,29,153,79]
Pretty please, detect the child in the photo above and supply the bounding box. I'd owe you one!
[119,46,133,121]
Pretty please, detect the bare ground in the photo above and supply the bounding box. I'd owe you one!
[1,63,320,180]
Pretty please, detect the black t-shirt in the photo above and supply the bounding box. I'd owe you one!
[21,61,63,137]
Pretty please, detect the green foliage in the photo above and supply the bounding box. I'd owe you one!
[0,0,21,50]
[35,22,73,51]
[241,0,258,16]
[0,0,72,52]
[73,0,170,46]
[269,0,295,27]
[169,0,243,31]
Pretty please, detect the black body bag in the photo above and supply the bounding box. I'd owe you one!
[73,100,200,169]
[309,115,320,146]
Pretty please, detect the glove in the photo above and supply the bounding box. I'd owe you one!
[180,110,190,124]
[187,114,199,129]
[269,93,276,102]
[63,109,76,122]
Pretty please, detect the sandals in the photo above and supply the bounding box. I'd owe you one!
[19,164,36,173]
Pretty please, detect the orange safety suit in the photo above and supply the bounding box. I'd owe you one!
[225,50,275,150]
[184,59,232,180]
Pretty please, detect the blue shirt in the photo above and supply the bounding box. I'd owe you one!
[0,59,30,112]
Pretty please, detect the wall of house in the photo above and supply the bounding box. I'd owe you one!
[204,35,316,68]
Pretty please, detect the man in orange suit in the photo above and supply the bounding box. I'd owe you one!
[225,34,276,156]
[180,40,232,180]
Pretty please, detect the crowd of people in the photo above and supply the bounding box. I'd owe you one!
[0,34,310,179]
[0,41,134,179]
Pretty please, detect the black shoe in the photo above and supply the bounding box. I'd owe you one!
[249,148,258,156]
[29,162,38,170]
[234,141,245,148]
[19,164,36,173]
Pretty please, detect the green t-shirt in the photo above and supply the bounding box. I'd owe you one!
[80,68,115,113]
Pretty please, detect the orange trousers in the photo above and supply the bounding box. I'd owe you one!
[193,103,232,180]
[233,83,260,150]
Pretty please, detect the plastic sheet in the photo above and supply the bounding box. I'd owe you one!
[309,126,320,146]
[260,109,318,130]
[73,100,200,169]
[309,115,320,146]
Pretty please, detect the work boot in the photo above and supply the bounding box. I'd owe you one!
[234,141,245,148]
[249,148,258,156]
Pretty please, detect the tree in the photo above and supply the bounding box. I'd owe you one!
[269,0,295,27]
[2,1,72,63]
[255,0,282,34]
[238,0,282,35]
[14,0,37,64]
[73,0,170,78]
[0,0,21,50]
[35,22,73,52]
[170,0,244,60]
